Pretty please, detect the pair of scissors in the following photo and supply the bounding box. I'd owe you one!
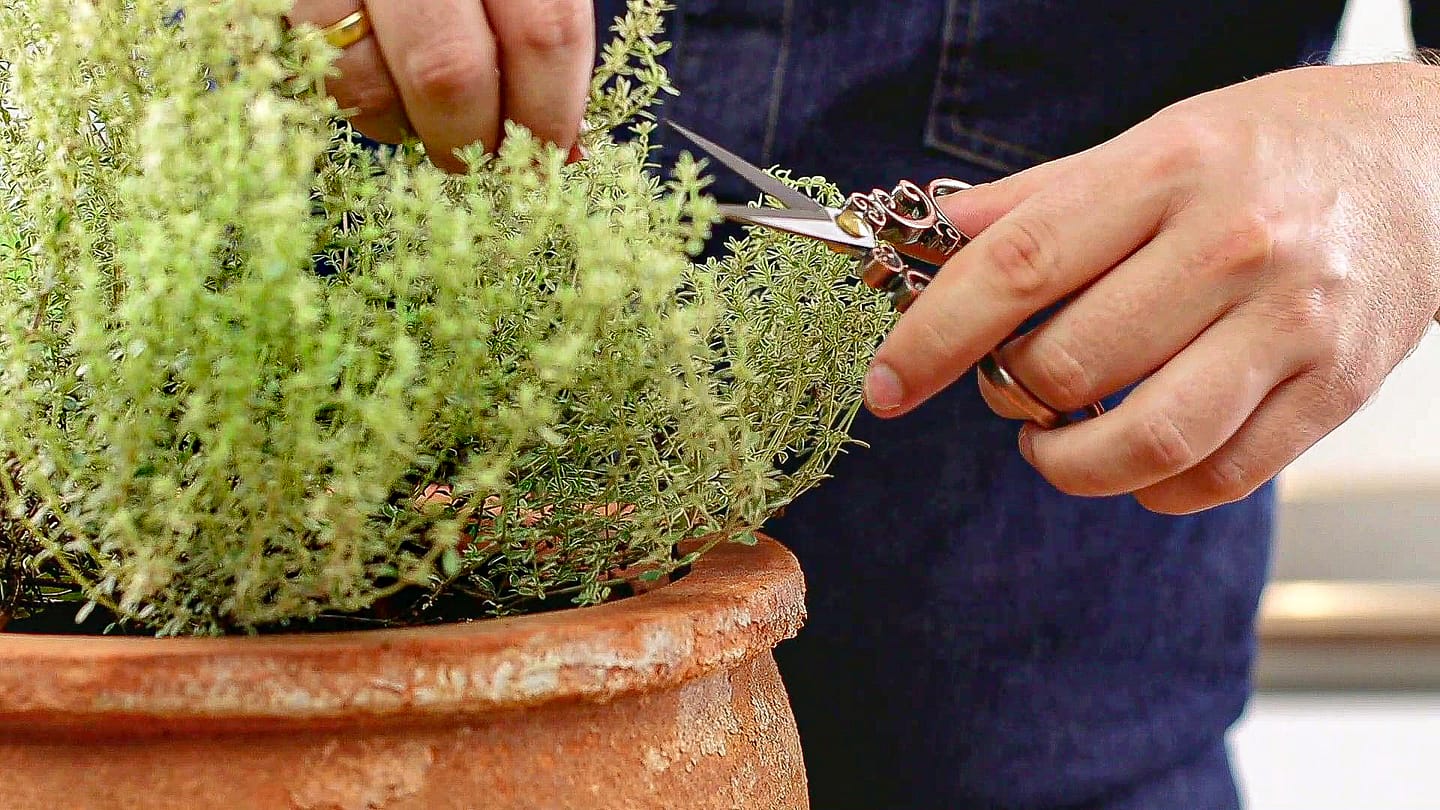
[665,122,1104,429]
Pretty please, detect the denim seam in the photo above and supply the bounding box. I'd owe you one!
[925,0,1055,174]
[760,0,796,166]
[923,0,969,150]
[924,139,1030,175]
[669,4,689,109]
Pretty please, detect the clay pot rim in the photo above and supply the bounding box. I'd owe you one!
[0,533,804,734]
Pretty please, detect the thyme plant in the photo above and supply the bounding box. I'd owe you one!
[0,0,893,635]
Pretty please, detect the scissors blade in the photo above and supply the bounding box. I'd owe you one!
[716,205,876,253]
[666,121,831,219]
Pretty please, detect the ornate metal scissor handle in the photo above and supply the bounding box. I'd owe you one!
[837,177,970,312]
[836,178,1105,427]
[662,121,1104,428]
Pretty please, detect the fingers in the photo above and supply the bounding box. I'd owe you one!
[1017,308,1307,498]
[288,0,410,143]
[367,0,502,172]
[936,150,1090,239]
[291,0,592,171]
[978,205,1267,418]
[865,152,1172,418]
[484,0,594,151]
[1132,376,1352,515]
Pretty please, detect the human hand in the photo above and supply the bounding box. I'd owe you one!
[865,63,1440,514]
[287,0,595,172]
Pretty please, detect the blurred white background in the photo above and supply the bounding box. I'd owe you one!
[1229,2,1440,809]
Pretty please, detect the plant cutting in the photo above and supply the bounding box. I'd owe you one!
[0,0,894,807]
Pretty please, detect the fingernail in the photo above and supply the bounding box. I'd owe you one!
[864,363,905,413]
[1017,426,1035,463]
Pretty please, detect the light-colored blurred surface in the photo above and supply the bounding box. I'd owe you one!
[1231,3,1440,809]
[1232,692,1440,810]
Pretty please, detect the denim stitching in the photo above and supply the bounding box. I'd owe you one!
[669,3,689,95]
[925,0,1055,173]
[923,0,967,147]
[760,0,796,165]
[925,140,1029,175]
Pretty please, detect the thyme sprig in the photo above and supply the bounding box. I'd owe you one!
[0,0,893,635]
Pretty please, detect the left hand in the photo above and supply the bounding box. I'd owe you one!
[864,62,1440,514]
[288,0,594,172]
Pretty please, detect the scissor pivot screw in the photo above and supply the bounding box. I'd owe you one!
[836,208,870,239]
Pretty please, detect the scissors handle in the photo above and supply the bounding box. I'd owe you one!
[842,177,1107,428]
[840,177,972,311]
[841,178,972,275]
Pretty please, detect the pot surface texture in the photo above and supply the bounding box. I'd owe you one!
[0,536,808,810]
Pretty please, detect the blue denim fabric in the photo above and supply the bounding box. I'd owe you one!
[589,2,1357,808]
[1413,2,1440,51]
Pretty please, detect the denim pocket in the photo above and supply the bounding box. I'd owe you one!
[924,0,1061,176]
[923,0,1322,178]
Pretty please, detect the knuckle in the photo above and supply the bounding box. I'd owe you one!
[1326,369,1373,416]
[1019,337,1094,410]
[334,78,399,118]
[1131,411,1198,473]
[1295,368,1371,428]
[1204,210,1276,279]
[1140,108,1266,194]
[511,0,590,52]
[405,43,490,103]
[983,217,1054,299]
[1185,454,1256,506]
[914,313,966,367]
[1140,113,1226,178]
[1265,288,1342,351]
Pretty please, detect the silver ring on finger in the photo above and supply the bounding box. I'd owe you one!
[977,352,1105,429]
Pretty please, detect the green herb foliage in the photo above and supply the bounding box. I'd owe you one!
[0,0,893,635]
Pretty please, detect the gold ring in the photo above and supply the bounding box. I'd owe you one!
[319,9,371,50]
[976,352,1104,429]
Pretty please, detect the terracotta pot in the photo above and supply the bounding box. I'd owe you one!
[0,535,809,809]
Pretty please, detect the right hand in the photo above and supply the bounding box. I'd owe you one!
[287,0,595,172]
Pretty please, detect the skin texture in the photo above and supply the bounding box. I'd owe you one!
[865,62,1440,515]
[286,0,595,172]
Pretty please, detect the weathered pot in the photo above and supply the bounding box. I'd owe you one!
[0,535,808,809]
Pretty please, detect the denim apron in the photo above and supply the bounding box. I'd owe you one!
[589,1,1354,807]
